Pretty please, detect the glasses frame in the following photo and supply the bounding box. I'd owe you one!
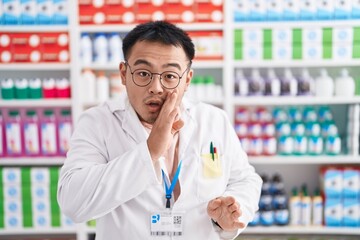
[125,61,191,89]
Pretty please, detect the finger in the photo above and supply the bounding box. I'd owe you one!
[228,202,240,213]
[207,198,222,211]
[171,119,184,134]
[232,221,245,229]
[223,196,236,206]
[231,210,241,220]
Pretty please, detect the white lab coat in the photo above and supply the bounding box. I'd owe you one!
[57,93,262,240]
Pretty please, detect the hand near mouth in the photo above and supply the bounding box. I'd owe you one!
[147,89,184,162]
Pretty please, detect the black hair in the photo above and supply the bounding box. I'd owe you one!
[122,21,195,62]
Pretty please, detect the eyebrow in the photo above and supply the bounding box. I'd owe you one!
[133,59,182,71]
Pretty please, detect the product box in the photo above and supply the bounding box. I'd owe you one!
[53,0,68,24]
[343,168,360,198]
[31,168,50,184]
[303,28,322,43]
[234,0,249,21]
[164,3,194,23]
[32,199,50,228]
[41,32,69,62]
[282,0,299,20]
[0,33,12,63]
[303,42,322,60]
[20,0,37,24]
[333,43,352,60]
[5,213,23,229]
[333,27,353,43]
[3,168,21,184]
[325,198,343,226]
[266,0,282,21]
[343,198,360,227]
[243,28,263,44]
[3,0,20,24]
[0,1,3,24]
[273,28,292,43]
[243,42,262,61]
[273,43,291,60]
[189,31,223,60]
[322,167,343,198]
[37,0,53,24]
[4,184,21,200]
[317,0,334,20]
[352,0,360,18]
[299,0,317,20]
[195,2,223,23]
[334,0,351,19]
[248,0,266,21]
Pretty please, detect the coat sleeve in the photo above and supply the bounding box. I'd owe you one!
[57,109,161,223]
[217,112,263,239]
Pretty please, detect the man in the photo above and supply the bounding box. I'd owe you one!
[58,21,262,239]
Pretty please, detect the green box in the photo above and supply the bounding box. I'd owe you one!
[263,44,272,60]
[352,43,360,58]
[292,28,302,44]
[353,27,360,42]
[323,43,333,59]
[234,46,243,60]
[323,28,333,44]
[292,44,302,60]
[263,29,272,44]
[234,29,243,44]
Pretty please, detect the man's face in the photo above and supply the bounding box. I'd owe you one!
[119,40,193,124]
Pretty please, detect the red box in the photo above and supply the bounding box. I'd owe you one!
[195,2,223,23]
[0,33,12,63]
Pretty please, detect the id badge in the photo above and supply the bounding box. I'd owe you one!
[150,210,184,236]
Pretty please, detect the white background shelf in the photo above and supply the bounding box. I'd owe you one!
[0,26,69,32]
[0,157,65,166]
[0,99,72,107]
[0,63,70,71]
[0,228,77,236]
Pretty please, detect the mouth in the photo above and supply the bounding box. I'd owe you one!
[145,99,164,113]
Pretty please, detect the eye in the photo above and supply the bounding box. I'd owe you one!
[162,72,178,80]
[136,70,151,78]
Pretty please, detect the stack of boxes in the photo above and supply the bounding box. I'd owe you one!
[322,166,360,227]
[0,167,73,229]
[234,27,360,61]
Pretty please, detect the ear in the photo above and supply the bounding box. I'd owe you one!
[184,68,193,92]
[119,62,127,85]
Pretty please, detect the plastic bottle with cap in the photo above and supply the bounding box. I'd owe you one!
[93,33,108,64]
[301,184,312,226]
[14,78,29,99]
[96,71,110,102]
[3,0,20,24]
[289,187,301,226]
[315,69,334,97]
[5,110,23,156]
[23,109,40,156]
[57,109,72,156]
[312,188,323,226]
[81,69,96,102]
[234,68,248,96]
[42,78,56,98]
[108,33,124,64]
[298,68,314,96]
[36,0,53,24]
[248,68,263,96]
[1,78,15,100]
[264,68,280,96]
[40,109,58,156]
[28,78,42,99]
[0,110,5,157]
[110,73,125,99]
[20,0,37,24]
[334,68,355,96]
[281,68,297,96]
[53,0,68,24]
[204,75,217,101]
[55,77,71,98]
[80,33,93,64]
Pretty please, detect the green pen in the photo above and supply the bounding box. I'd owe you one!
[210,141,214,161]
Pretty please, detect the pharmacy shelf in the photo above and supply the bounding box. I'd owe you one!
[1,25,69,32]
[244,226,360,235]
[0,99,72,107]
[79,23,223,33]
[0,63,70,71]
[0,157,66,166]
[248,155,360,165]
[80,60,224,71]
[233,96,360,106]
[234,20,360,29]
[0,228,76,236]
[233,59,360,68]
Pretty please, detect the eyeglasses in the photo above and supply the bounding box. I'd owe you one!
[125,62,191,89]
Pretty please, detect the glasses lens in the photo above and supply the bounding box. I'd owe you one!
[161,71,180,89]
[133,69,152,86]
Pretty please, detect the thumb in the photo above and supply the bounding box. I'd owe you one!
[171,119,184,134]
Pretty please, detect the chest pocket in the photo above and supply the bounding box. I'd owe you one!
[197,153,227,202]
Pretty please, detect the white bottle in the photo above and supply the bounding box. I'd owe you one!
[298,68,314,96]
[108,33,124,64]
[93,33,108,64]
[234,69,248,96]
[81,69,96,102]
[265,68,281,96]
[96,71,109,102]
[281,68,297,96]
[334,68,355,96]
[248,68,263,96]
[80,33,93,65]
[315,69,334,97]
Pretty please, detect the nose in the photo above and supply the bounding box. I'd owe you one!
[148,74,164,94]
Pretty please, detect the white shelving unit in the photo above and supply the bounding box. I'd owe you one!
[1,1,360,239]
